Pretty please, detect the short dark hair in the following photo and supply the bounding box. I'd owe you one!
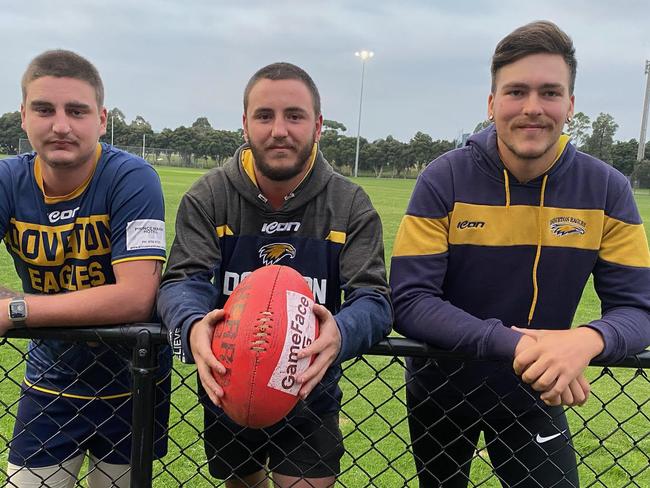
[243,62,321,116]
[21,49,104,107]
[491,21,577,94]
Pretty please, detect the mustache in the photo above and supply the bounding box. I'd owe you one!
[513,118,551,129]
[265,143,295,150]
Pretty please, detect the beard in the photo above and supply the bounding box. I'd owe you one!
[249,138,315,182]
[501,134,557,161]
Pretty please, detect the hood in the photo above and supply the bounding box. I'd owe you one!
[223,143,335,212]
[466,124,575,185]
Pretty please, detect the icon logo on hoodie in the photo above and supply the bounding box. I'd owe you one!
[550,217,586,236]
[259,243,297,265]
[261,221,301,234]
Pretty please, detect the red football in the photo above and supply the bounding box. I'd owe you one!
[211,265,319,428]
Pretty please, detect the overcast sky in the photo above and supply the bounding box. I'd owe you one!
[2,0,649,143]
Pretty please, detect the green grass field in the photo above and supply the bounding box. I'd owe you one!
[0,166,649,487]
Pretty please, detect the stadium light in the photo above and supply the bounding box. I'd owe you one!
[637,60,650,162]
[353,50,374,178]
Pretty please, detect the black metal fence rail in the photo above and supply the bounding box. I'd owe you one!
[1,325,649,487]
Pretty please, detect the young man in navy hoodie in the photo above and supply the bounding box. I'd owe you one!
[159,62,391,488]
[391,21,650,487]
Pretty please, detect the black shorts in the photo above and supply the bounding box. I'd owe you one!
[203,402,344,480]
[406,368,579,488]
[9,374,171,467]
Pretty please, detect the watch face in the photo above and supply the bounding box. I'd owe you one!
[9,300,27,320]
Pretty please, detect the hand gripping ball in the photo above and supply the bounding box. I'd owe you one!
[211,265,319,428]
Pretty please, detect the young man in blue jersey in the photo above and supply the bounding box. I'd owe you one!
[0,50,169,487]
[391,21,650,487]
[158,62,392,487]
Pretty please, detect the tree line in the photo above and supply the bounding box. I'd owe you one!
[1,108,648,181]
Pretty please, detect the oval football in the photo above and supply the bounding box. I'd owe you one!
[211,265,319,428]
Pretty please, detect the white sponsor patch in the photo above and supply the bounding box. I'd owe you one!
[126,219,166,251]
[268,291,317,395]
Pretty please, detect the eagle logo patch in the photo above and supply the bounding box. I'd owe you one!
[550,217,586,237]
[258,242,297,265]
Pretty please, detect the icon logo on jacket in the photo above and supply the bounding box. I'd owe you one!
[456,220,485,229]
[550,217,586,236]
[258,243,296,265]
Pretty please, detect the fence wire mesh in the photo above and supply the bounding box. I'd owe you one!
[1,327,648,487]
[17,138,225,169]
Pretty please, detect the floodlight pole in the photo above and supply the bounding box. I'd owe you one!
[142,133,146,159]
[637,60,650,162]
[354,50,374,178]
[111,115,114,145]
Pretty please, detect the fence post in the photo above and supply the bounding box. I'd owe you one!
[130,328,158,487]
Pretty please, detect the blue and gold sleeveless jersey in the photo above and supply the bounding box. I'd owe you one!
[0,143,168,399]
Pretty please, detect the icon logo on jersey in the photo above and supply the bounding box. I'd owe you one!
[258,243,296,265]
[48,207,80,223]
[550,217,586,236]
[535,430,566,444]
[261,221,301,234]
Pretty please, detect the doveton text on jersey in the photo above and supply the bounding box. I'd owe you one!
[6,216,111,265]
[5,216,112,293]
[223,270,327,304]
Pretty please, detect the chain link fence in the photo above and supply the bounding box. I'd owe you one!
[16,138,225,169]
[1,325,648,487]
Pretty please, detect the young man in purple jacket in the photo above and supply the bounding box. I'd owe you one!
[391,21,650,487]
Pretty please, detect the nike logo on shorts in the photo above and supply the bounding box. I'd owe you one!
[535,430,567,444]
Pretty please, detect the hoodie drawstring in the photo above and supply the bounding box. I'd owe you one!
[527,174,548,325]
[503,169,548,325]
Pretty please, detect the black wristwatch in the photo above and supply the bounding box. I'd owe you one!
[8,297,28,328]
